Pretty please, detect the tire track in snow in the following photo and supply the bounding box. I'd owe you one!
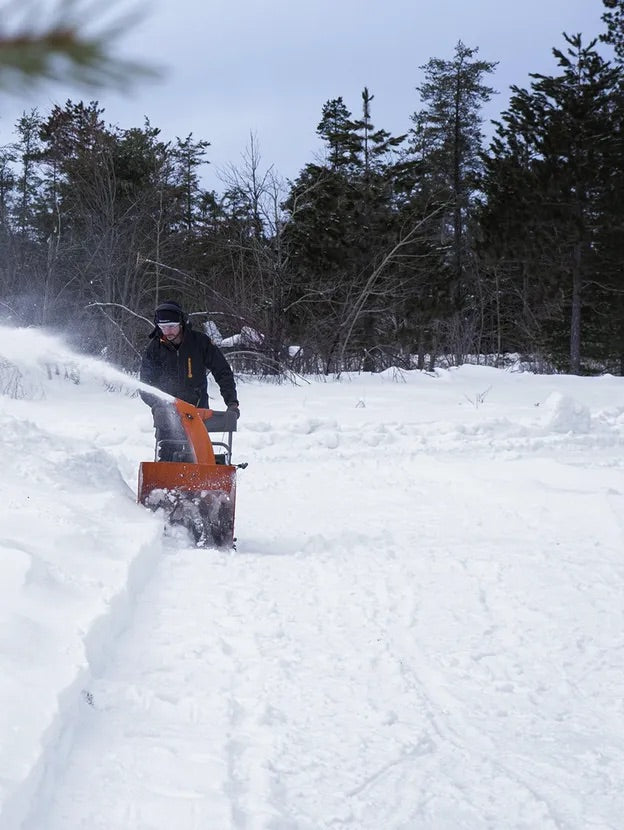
[324,460,624,830]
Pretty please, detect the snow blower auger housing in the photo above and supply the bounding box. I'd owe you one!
[138,399,244,548]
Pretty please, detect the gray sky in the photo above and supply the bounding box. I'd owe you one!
[0,0,609,191]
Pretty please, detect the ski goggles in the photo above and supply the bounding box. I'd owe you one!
[159,322,181,330]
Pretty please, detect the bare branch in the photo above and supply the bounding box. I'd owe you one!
[86,301,151,325]
[86,302,146,357]
[337,202,448,370]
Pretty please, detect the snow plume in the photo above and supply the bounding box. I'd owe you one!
[0,325,169,403]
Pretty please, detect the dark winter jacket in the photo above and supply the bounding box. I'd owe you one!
[140,325,238,409]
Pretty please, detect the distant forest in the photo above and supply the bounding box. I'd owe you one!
[1,2,623,376]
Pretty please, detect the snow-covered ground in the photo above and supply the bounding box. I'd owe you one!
[1,326,623,830]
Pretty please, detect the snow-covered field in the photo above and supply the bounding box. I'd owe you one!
[1,326,623,830]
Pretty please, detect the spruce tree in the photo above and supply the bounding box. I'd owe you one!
[284,92,410,371]
[173,134,211,233]
[479,35,624,372]
[409,41,497,362]
[316,97,362,170]
[601,0,624,61]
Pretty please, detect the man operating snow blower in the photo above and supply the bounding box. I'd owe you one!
[137,300,244,547]
[139,300,240,461]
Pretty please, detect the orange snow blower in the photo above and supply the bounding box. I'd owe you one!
[138,398,244,547]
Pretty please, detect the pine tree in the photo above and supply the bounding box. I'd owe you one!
[284,92,433,372]
[479,34,624,372]
[35,101,185,357]
[409,41,497,362]
[601,0,624,61]
[173,134,211,233]
[13,110,43,240]
[316,97,362,170]
[353,87,404,179]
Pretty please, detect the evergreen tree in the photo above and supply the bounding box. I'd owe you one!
[3,109,51,322]
[0,144,15,227]
[409,41,497,362]
[479,35,624,372]
[353,87,404,179]
[284,92,430,372]
[0,143,17,315]
[283,96,366,370]
[316,97,362,170]
[36,101,185,357]
[13,110,43,240]
[601,0,624,60]
[172,133,211,233]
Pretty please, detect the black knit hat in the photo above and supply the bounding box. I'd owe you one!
[154,301,184,325]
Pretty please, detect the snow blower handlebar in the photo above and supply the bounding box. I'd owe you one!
[173,399,237,465]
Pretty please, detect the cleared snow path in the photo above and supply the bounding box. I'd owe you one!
[22,447,624,829]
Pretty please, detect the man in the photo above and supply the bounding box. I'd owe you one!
[140,300,239,459]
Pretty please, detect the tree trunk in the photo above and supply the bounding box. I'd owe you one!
[569,243,582,374]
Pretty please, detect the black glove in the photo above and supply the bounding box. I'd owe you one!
[227,402,240,420]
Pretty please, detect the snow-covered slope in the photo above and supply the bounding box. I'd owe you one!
[1,327,623,829]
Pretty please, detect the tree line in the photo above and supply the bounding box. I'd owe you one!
[0,1,623,376]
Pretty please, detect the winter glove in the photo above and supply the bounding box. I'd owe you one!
[227,402,240,420]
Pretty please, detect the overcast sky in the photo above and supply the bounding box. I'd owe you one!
[0,0,609,191]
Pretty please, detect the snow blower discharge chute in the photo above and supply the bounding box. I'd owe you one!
[138,399,246,547]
